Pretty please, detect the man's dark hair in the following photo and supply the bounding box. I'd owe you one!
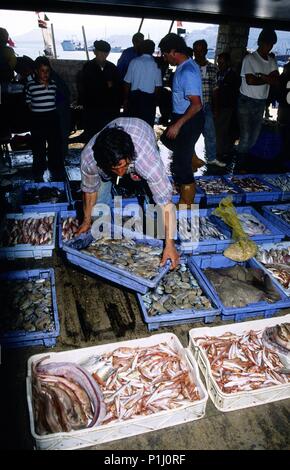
[218,51,231,63]
[93,39,111,53]
[34,56,51,70]
[192,39,208,51]
[142,39,155,55]
[132,32,144,44]
[258,28,277,46]
[92,126,136,173]
[158,33,188,54]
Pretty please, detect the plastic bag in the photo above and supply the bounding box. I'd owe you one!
[213,196,257,262]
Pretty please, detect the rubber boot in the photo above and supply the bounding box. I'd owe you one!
[176,183,196,209]
[192,153,205,171]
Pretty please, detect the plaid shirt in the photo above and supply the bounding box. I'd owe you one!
[81,117,173,205]
[194,60,218,105]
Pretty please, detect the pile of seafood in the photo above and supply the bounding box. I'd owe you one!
[32,357,106,435]
[83,342,201,424]
[62,216,80,241]
[23,186,67,205]
[0,216,54,246]
[204,265,281,307]
[237,212,271,236]
[262,323,290,358]
[178,216,227,241]
[256,245,290,292]
[263,175,290,193]
[142,262,213,316]
[81,238,162,279]
[0,278,54,333]
[230,177,272,192]
[196,178,238,195]
[194,328,290,394]
[270,207,290,225]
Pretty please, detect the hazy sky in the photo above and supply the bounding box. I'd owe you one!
[1,9,212,40]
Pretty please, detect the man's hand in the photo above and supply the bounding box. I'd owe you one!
[160,241,180,270]
[76,221,91,236]
[166,122,181,140]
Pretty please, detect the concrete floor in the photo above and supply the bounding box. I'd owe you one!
[1,250,290,451]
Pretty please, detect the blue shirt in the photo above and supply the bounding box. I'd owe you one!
[172,58,202,114]
[117,47,138,80]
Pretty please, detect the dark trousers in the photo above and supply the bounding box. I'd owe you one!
[215,107,236,156]
[83,107,120,143]
[128,90,156,127]
[30,110,64,180]
[161,109,204,185]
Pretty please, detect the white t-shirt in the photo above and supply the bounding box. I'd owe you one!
[240,51,278,100]
[124,54,162,94]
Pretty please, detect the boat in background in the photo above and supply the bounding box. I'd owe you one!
[61,39,94,51]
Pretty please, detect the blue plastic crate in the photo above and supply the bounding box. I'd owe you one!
[261,203,290,237]
[260,173,290,202]
[136,257,220,331]
[177,208,231,254]
[0,212,57,260]
[20,182,70,213]
[62,230,171,294]
[224,174,281,203]
[195,175,244,206]
[65,166,81,181]
[0,268,60,348]
[188,254,290,322]
[67,180,82,208]
[254,241,290,297]
[212,205,284,245]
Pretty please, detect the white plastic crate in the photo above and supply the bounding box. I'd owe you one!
[27,333,208,450]
[188,314,290,412]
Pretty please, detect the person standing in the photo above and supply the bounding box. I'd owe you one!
[159,33,204,207]
[26,56,63,181]
[236,28,279,167]
[80,40,122,142]
[193,39,224,167]
[117,32,144,80]
[277,61,290,170]
[123,39,162,127]
[214,52,240,163]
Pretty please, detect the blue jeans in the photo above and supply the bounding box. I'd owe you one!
[237,93,266,156]
[91,180,112,216]
[202,102,216,162]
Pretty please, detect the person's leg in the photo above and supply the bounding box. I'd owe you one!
[215,108,233,157]
[30,114,47,181]
[202,103,217,162]
[47,112,65,181]
[247,99,266,150]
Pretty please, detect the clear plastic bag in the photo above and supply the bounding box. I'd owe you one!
[213,196,257,262]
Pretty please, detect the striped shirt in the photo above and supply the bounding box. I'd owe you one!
[194,60,218,105]
[25,79,57,112]
[81,117,173,205]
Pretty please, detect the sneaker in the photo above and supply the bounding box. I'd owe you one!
[207,159,226,168]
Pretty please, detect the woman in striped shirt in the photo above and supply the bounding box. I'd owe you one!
[26,56,64,181]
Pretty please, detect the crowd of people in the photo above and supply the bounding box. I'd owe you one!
[1,26,290,189]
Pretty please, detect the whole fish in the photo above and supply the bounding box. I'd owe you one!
[178,216,227,241]
[270,207,290,225]
[62,216,80,241]
[263,175,290,193]
[195,328,290,394]
[231,177,272,192]
[204,265,281,307]
[23,187,66,205]
[238,213,270,236]
[0,216,54,246]
[196,178,238,195]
